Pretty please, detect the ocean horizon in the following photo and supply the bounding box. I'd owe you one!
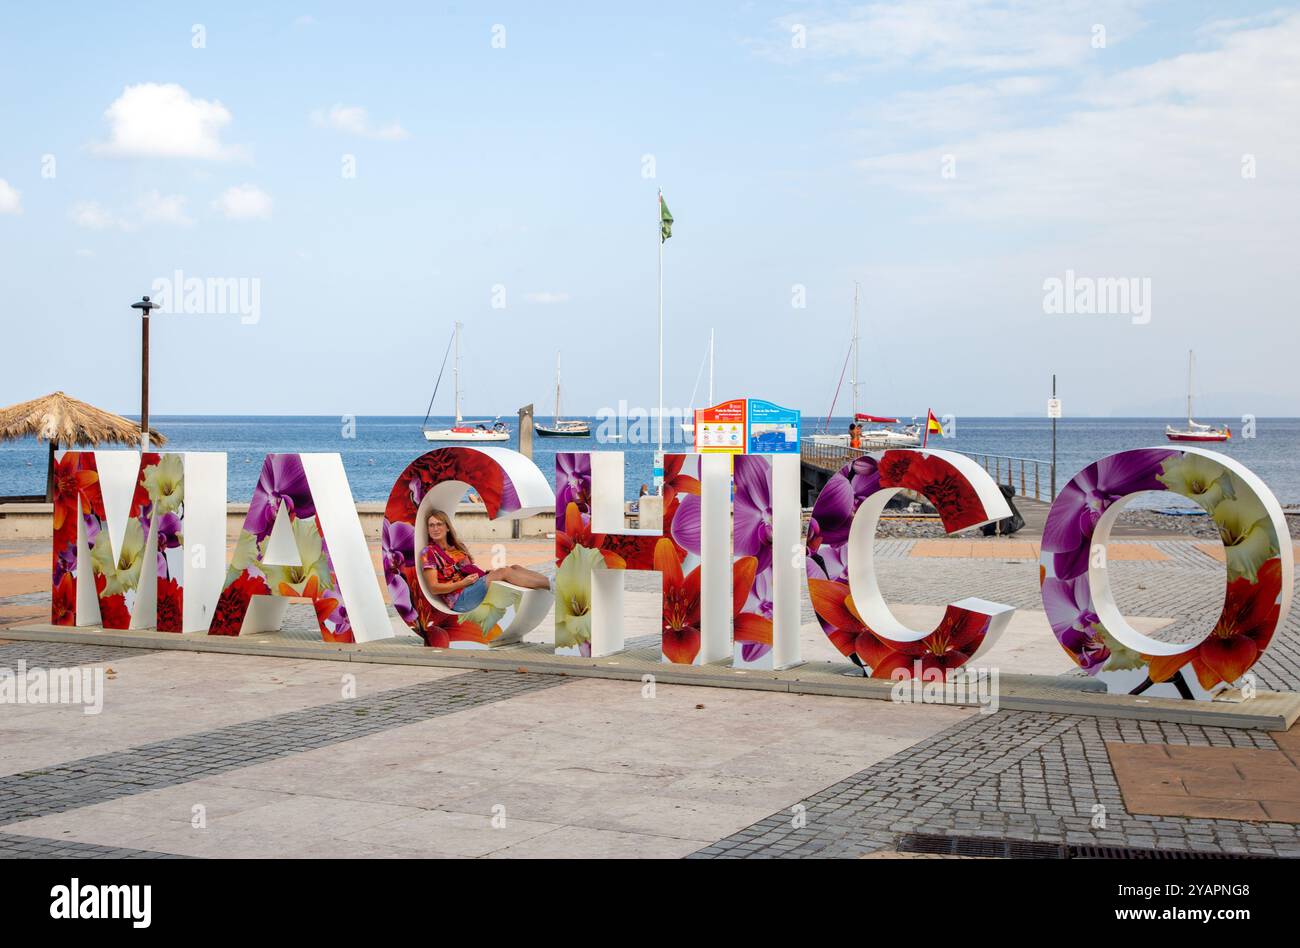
[4,414,1298,505]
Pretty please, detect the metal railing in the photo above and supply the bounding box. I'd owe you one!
[962,452,1054,502]
[799,439,1054,501]
[799,439,866,473]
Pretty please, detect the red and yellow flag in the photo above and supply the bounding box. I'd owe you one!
[926,410,943,434]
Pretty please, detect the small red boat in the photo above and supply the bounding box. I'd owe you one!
[1165,425,1231,442]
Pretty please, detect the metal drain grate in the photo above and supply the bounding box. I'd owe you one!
[897,834,1066,859]
[898,833,1269,860]
[1068,844,1268,860]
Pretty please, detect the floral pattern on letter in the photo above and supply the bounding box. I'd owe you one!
[555,453,697,660]
[380,448,523,647]
[1040,448,1286,697]
[210,454,351,642]
[805,449,997,677]
[51,451,186,632]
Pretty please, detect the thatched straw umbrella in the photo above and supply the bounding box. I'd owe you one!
[0,391,166,501]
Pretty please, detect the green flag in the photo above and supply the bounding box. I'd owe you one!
[660,193,673,242]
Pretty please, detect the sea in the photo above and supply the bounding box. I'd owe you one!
[3,415,1297,506]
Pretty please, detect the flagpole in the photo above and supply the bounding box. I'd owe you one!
[922,407,930,448]
[657,189,664,464]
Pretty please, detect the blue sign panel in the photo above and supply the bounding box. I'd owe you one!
[747,399,800,454]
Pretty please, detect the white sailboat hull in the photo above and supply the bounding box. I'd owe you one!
[861,427,921,446]
[810,427,920,448]
[423,428,509,442]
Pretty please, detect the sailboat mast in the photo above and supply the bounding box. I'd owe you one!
[657,189,664,455]
[708,329,714,405]
[453,321,462,424]
[1187,349,1193,423]
[555,352,562,422]
[851,282,860,420]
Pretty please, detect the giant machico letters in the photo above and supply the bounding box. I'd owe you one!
[49,439,1293,701]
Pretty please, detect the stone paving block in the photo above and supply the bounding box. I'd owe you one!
[1122,792,1268,821]
[0,667,567,829]
[0,831,186,858]
[695,712,1300,858]
[1260,801,1300,823]
[1106,739,1300,825]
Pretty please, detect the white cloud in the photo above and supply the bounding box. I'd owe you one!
[71,192,192,229]
[293,15,317,28]
[1194,10,1290,42]
[311,104,409,141]
[71,201,115,229]
[854,12,1300,238]
[0,178,20,214]
[871,75,1055,140]
[763,0,1149,75]
[213,184,272,220]
[137,190,192,225]
[95,83,241,159]
[525,291,571,304]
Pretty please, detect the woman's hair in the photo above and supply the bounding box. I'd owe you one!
[427,509,472,559]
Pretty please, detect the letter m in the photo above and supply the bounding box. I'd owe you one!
[50,451,226,632]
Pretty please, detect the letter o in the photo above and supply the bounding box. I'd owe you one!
[1040,447,1293,699]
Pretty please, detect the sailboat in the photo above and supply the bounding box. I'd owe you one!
[421,322,510,442]
[680,329,714,435]
[536,353,591,438]
[856,414,920,446]
[812,285,920,447]
[1165,350,1230,442]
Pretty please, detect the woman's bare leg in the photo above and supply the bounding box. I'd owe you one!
[503,565,551,589]
[478,565,551,590]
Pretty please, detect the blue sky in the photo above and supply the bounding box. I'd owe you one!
[1,1,1298,419]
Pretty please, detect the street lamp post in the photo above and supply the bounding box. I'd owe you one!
[130,295,158,450]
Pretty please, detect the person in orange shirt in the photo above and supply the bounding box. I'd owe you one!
[849,423,862,450]
[420,509,550,612]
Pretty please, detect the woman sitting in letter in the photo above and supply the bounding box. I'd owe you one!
[421,509,551,612]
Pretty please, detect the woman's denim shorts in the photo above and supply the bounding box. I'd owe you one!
[451,577,489,613]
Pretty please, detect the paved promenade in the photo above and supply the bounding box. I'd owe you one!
[2,533,1298,859]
